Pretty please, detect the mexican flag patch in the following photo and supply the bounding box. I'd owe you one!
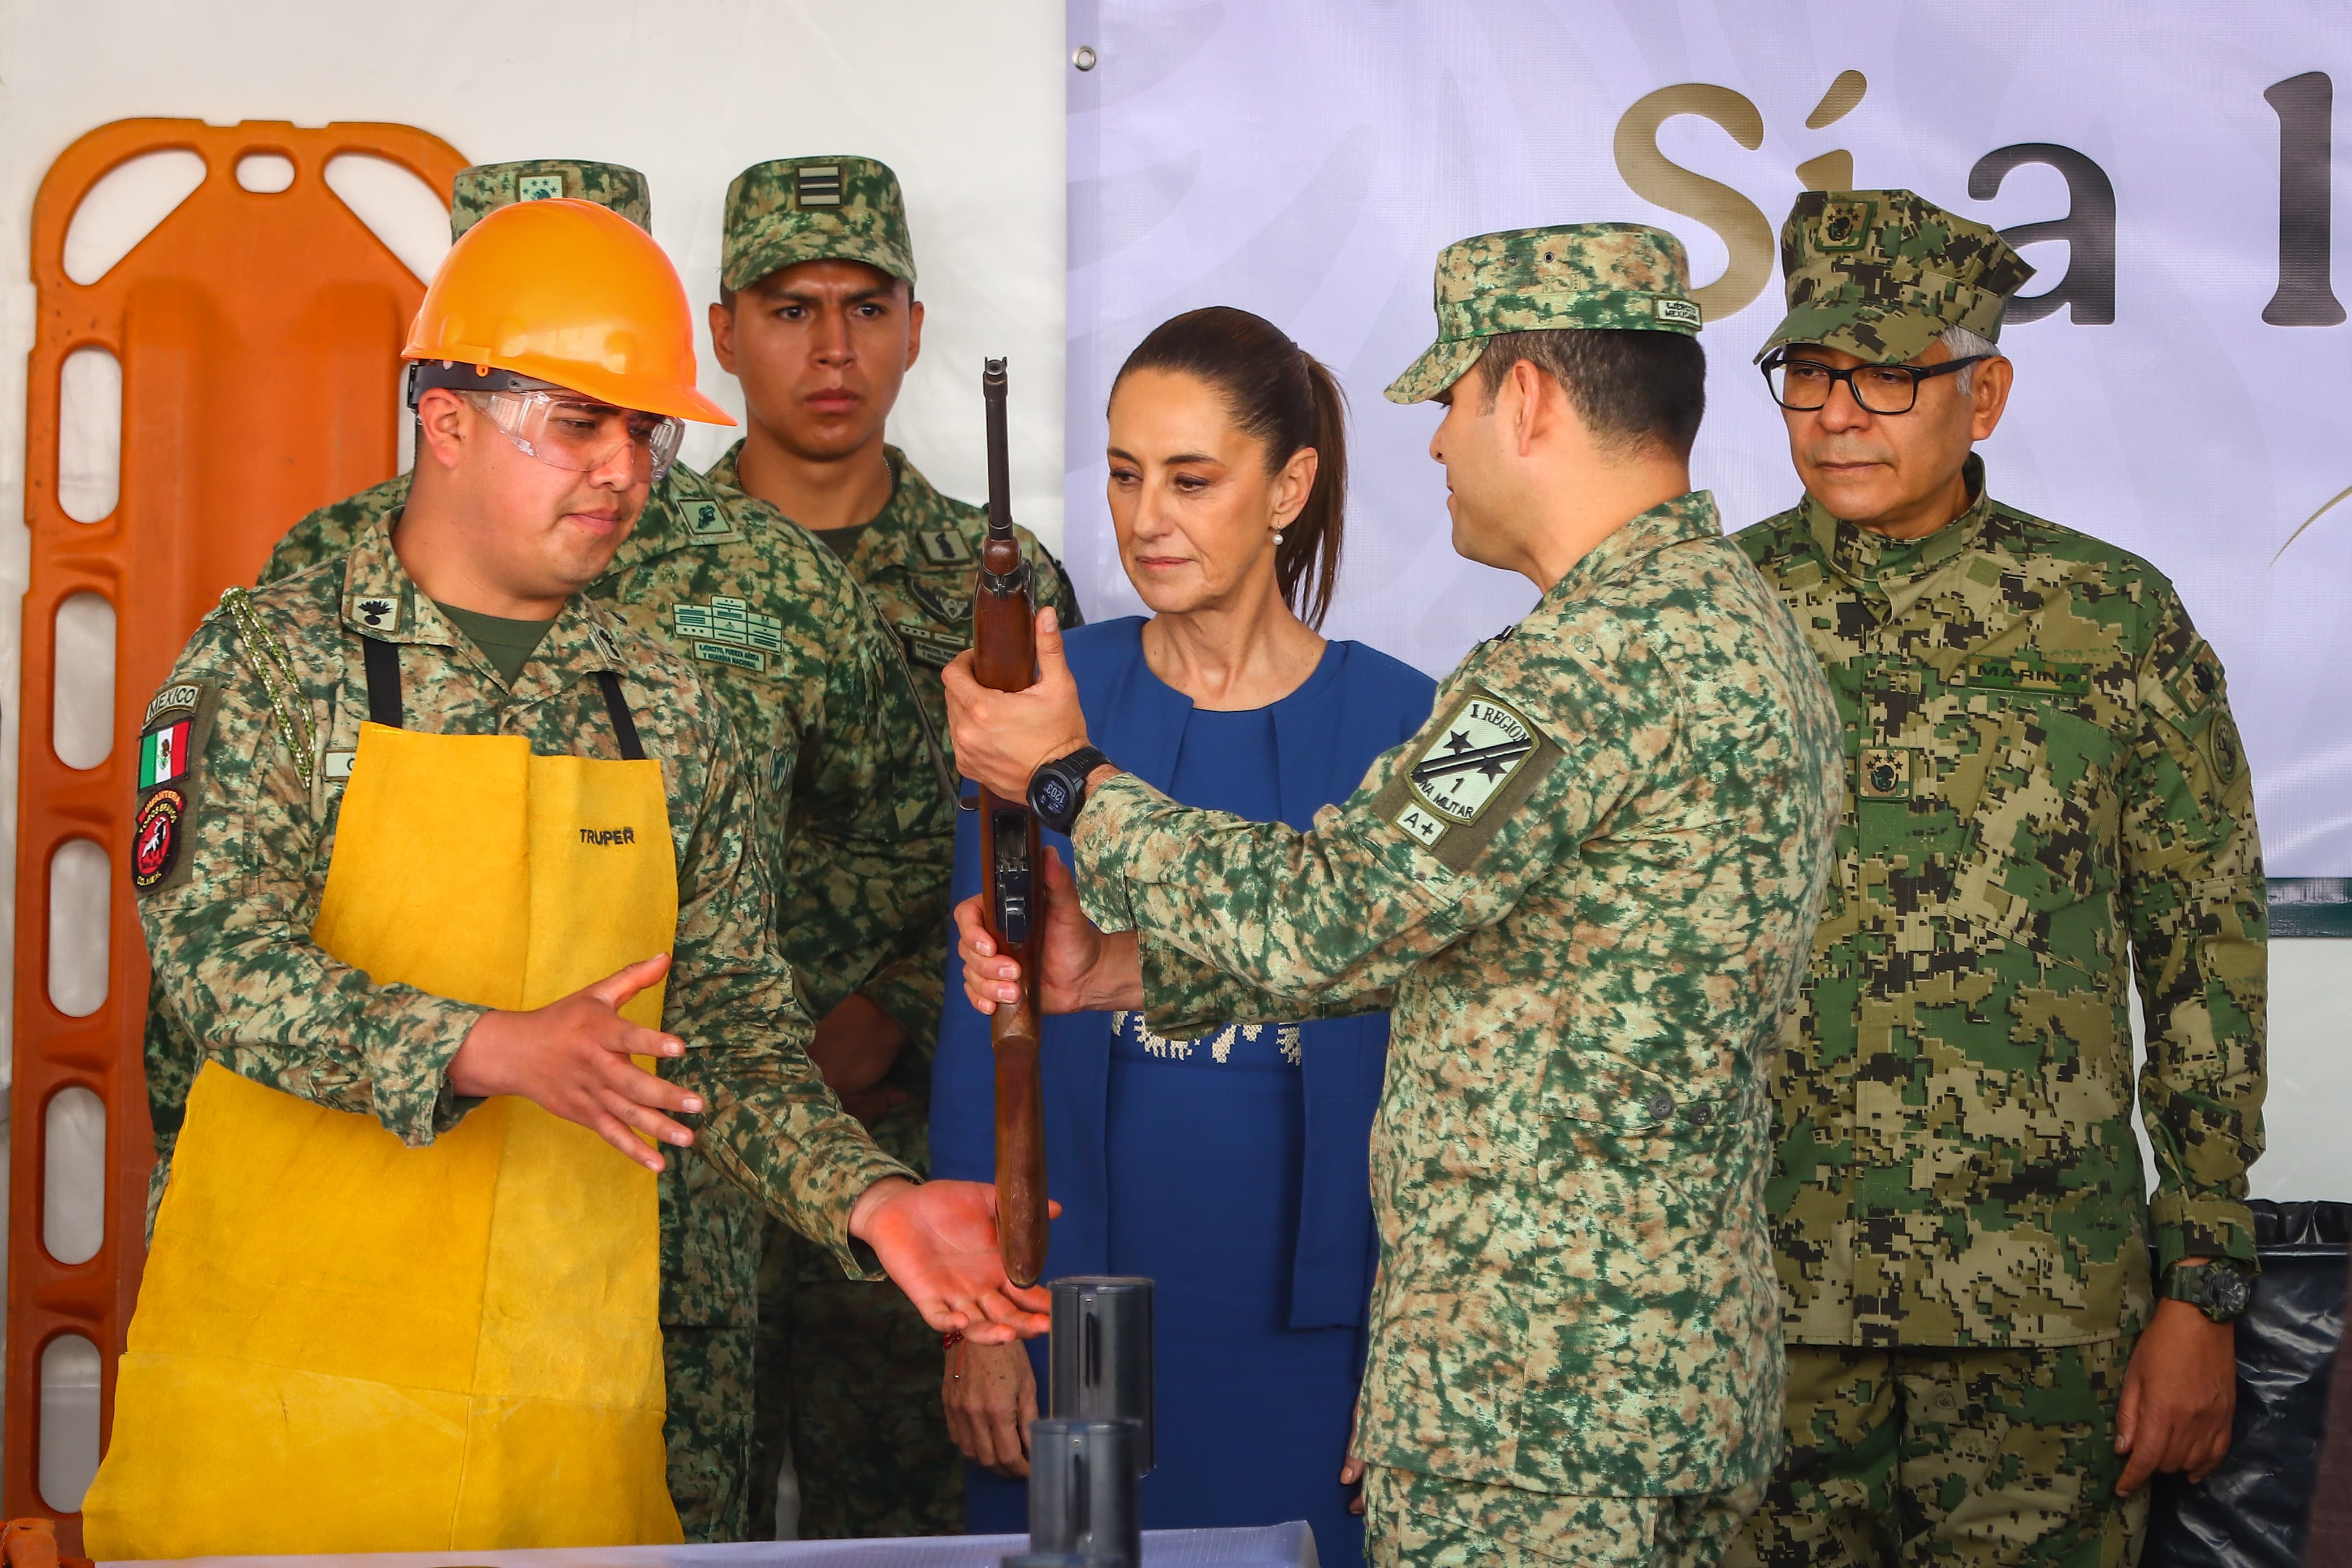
[138,720,192,788]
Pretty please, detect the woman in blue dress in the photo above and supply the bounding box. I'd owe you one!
[930,306,1433,1567]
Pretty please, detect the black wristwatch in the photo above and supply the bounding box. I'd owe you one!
[1028,746,1113,834]
[2163,1258,2255,1323]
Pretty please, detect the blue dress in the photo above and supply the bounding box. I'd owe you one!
[931,617,1434,1568]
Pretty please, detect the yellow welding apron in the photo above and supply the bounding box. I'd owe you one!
[85,712,684,1556]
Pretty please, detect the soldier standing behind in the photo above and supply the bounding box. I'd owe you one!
[704,154,1079,1540]
[257,159,957,1542]
[946,225,1845,1567]
[1724,190,2268,1568]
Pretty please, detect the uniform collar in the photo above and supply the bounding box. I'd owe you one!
[1804,452,1994,591]
[337,509,632,690]
[1531,489,1723,621]
[703,440,914,531]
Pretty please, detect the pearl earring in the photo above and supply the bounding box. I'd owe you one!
[1274,531,1285,544]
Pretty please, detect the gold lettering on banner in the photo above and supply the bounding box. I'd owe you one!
[1614,84,1774,322]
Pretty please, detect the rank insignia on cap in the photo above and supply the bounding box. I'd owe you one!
[795,164,843,208]
[348,594,401,633]
[516,174,564,202]
[918,529,974,566]
[1819,198,1874,250]
[132,787,187,890]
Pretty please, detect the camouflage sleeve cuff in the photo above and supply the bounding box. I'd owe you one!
[1069,772,1163,935]
[861,954,946,1065]
[366,994,495,1147]
[702,1106,916,1281]
[1139,934,1289,1039]
[2150,1195,2262,1272]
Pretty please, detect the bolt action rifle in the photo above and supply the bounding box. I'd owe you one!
[974,357,1048,1288]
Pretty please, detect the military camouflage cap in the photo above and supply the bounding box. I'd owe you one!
[449,159,650,240]
[722,155,915,292]
[1757,189,2035,365]
[1385,223,1701,404]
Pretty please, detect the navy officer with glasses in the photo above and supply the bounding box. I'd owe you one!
[1727,190,2268,1568]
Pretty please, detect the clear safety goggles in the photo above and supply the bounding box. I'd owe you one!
[462,389,685,484]
[406,362,684,483]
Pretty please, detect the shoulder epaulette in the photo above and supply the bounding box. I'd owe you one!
[219,586,318,791]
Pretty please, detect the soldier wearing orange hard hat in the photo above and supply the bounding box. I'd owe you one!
[83,198,1049,1558]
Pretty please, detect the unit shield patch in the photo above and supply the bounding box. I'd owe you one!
[132,787,187,890]
[1410,694,1540,825]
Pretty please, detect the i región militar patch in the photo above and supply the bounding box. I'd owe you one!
[132,787,187,890]
[1409,694,1540,824]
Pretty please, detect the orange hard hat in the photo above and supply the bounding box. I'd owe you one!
[401,197,734,425]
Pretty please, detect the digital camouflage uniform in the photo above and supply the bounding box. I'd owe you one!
[248,161,958,1542]
[1069,227,1841,1567]
[714,153,1081,1541]
[1724,192,2268,1568]
[133,526,919,1536]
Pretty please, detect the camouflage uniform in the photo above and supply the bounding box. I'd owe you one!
[714,153,1080,1541]
[1724,192,2268,1568]
[250,161,957,1542]
[1066,227,1841,1565]
[133,526,919,1533]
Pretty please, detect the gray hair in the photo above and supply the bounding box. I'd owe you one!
[1938,324,1999,393]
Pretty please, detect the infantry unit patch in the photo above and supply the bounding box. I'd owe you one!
[684,500,732,539]
[916,529,974,566]
[132,787,187,890]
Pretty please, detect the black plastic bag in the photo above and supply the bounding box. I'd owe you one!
[2143,1199,2349,1568]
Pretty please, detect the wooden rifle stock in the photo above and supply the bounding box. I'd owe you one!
[974,357,1049,1288]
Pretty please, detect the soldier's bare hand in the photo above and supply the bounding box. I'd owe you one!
[2115,1297,2237,1493]
[956,846,1143,1016]
[941,607,1092,799]
[446,954,699,1173]
[944,1337,1037,1478]
[850,1177,1054,1344]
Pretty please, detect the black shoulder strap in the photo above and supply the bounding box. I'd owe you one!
[595,671,646,761]
[361,636,403,728]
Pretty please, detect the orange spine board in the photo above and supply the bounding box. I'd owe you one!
[7,118,468,1540]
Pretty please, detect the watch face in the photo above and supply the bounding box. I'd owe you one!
[2204,1266,2252,1318]
[1037,776,1071,817]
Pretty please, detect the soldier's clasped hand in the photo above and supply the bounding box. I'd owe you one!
[940,607,1093,799]
[954,845,1142,1017]
[447,954,703,1172]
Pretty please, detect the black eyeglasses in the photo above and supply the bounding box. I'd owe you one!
[1761,348,1992,415]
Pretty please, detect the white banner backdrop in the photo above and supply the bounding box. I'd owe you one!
[1062,0,2351,879]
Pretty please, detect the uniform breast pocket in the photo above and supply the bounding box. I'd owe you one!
[1938,670,2124,963]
